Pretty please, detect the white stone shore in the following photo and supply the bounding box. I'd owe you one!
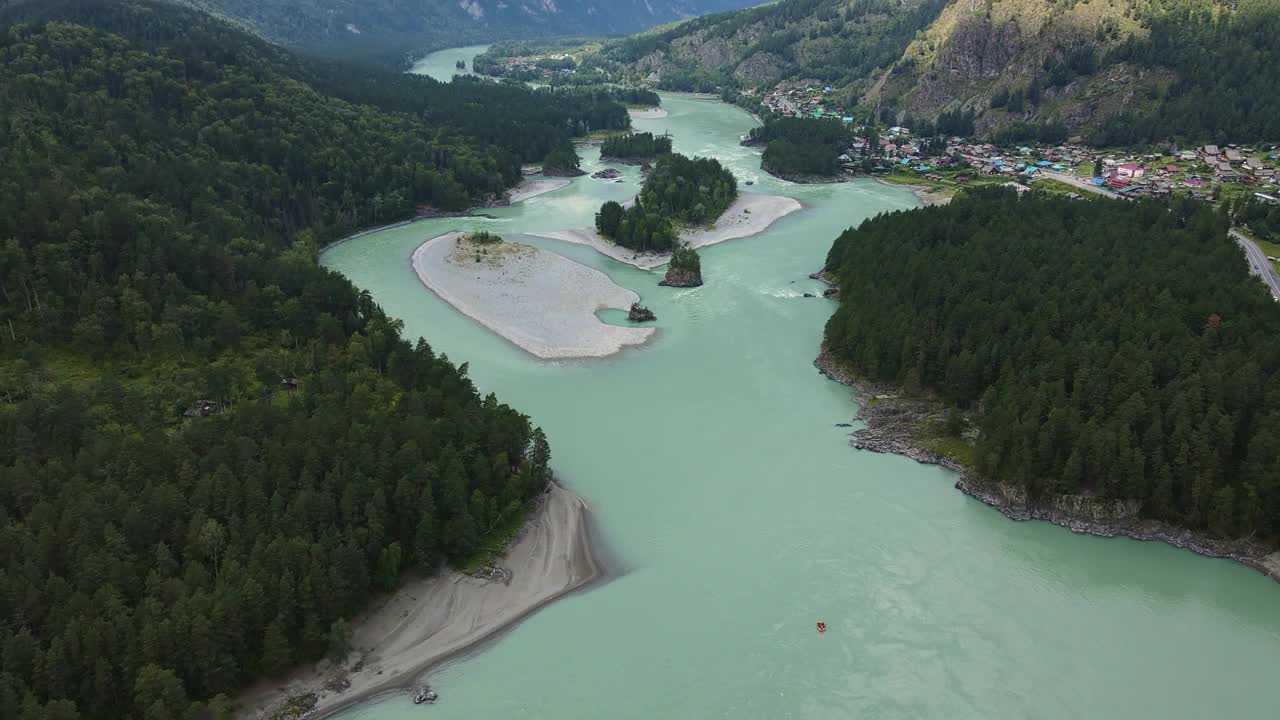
[628,107,669,120]
[528,193,803,270]
[411,233,654,359]
[508,177,571,203]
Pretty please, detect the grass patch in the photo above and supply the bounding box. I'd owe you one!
[586,128,627,141]
[1238,228,1280,272]
[925,437,978,468]
[458,502,534,575]
[1032,177,1088,196]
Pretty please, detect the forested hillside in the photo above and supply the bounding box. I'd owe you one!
[0,2,598,717]
[600,0,1280,144]
[167,0,772,67]
[823,189,1280,540]
[598,0,947,94]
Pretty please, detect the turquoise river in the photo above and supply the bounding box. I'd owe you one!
[321,46,1280,719]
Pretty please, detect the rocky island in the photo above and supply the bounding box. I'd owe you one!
[599,131,673,165]
[659,243,702,287]
[628,303,657,322]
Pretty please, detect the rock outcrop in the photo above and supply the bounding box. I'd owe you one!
[592,168,623,179]
[659,267,702,288]
[627,303,656,322]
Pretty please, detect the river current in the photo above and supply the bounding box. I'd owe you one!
[321,46,1280,719]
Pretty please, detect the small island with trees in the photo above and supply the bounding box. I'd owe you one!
[591,152,734,285]
[659,243,703,287]
[600,131,673,164]
[594,152,737,254]
[746,117,852,182]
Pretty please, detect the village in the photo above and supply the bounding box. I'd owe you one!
[746,82,1280,203]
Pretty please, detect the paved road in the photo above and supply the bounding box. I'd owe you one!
[1230,229,1280,301]
[1035,168,1277,301]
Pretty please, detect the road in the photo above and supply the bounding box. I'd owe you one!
[1032,168,1278,301]
[1230,229,1280,301]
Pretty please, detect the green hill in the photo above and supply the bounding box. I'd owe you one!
[0,1,612,717]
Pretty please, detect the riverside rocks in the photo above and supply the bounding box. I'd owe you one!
[659,267,702,288]
[628,303,656,322]
[814,347,1280,583]
[592,168,623,180]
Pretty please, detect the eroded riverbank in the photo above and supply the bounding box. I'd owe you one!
[814,348,1280,583]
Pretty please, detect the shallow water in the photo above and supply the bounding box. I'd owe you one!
[409,44,489,82]
[320,48,1280,720]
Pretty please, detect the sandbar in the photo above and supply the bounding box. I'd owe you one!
[238,483,600,720]
[628,107,669,120]
[412,233,654,359]
[508,177,571,203]
[528,193,802,270]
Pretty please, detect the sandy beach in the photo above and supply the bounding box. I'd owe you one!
[412,233,655,358]
[529,193,802,270]
[628,107,669,120]
[238,483,600,720]
[508,177,571,204]
[873,178,952,207]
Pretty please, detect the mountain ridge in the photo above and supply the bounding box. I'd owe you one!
[596,0,1280,144]
[173,0,775,66]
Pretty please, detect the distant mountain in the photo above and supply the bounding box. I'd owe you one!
[598,0,1280,144]
[175,0,773,65]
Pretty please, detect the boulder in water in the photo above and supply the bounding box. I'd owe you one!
[628,303,657,322]
[659,267,703,288]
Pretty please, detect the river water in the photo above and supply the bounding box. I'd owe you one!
[321,46,1280,720]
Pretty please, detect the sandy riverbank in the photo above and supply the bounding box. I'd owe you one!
[873,178,951,207]
[238,483,601,720]
[508,177,571,203]
[412,232,654,358]
[628,107,669,120]
[529,193,802,270]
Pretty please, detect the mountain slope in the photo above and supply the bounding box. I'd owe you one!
[598,0,950,96]
[601,0,1280,144]
[177,0,774,65]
